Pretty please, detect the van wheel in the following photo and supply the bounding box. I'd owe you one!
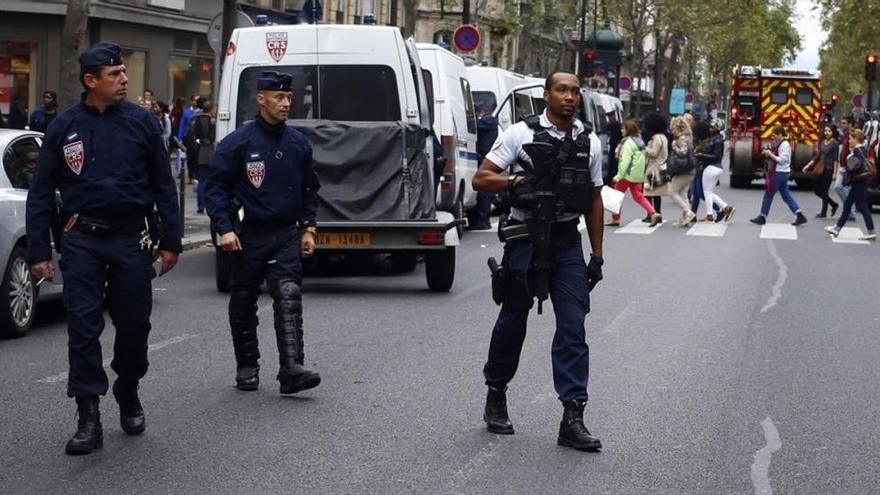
[454,195,465,239]
[425,247,455,292]
[0,246,37,339]
[389,253,418,273]
[730,175,751,189]
[215,247,233,293]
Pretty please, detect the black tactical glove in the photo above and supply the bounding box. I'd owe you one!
[508,173,537,210]
[586,255,604,291]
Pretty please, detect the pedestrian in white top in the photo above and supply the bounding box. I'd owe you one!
[750,125,808,226]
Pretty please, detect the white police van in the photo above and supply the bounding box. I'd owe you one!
[465,66,532,116]
[213,24,461,292]
[416,43,478,224]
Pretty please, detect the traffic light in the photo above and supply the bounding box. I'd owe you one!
[866,54,877,81]
[583,50,596,77]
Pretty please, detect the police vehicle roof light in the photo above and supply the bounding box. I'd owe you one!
[255,14,269,26]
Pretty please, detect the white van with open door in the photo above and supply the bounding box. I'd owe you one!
[214,25,461,292]
[416,43,478,224]
[465,66,530,116]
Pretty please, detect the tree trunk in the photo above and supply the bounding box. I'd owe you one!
[59,0,91,108]
[402,0,418,38]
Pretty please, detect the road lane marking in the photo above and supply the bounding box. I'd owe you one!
[614,219,664,235]
[37,334,198,384]
[751,417,782,494]
[831,227,871,245]
[687,223,728,237]
[759,223,797,240]
[760,241,788,314]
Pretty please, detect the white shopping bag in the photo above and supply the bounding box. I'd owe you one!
[601,186,625,215]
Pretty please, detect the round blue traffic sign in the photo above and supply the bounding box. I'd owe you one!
[453,25,480,53]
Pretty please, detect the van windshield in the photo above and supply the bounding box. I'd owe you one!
[236,65,401,126]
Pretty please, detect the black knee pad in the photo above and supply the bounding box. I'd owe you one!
[271,279,302,314]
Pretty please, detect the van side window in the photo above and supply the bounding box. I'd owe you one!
[422,69,435,125]
[514,92,534,122]
[473,91,497,113]
[236,65,401,125]
[460,78,476,135]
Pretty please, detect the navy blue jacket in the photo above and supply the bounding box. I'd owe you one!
[476,114,499,159]
[26,97,182,263]
[205,116,320,235]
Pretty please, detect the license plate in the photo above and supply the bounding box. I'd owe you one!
[315,232,371,247]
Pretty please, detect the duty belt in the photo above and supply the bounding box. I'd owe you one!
[498,218,579,243]
[67,213,149,236]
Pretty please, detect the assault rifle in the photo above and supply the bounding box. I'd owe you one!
[521,141,564,314]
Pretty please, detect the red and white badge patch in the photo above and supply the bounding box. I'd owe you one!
[247,161,266,188]
[63,141,85,175]
[266,32,288,63]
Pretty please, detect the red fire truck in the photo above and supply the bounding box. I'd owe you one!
[728,66,822,188]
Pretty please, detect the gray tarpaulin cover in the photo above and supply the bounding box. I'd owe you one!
[290,120,436,221]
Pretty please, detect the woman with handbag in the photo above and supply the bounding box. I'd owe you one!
[642,113,669,217]
[667,116,698,226]
[825,129,876,240]
[607,119,661,227]
[803,124,839,218]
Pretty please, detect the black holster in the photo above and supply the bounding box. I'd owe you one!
[488,257,505,306]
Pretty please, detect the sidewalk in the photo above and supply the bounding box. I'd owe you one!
[176,176,213,251]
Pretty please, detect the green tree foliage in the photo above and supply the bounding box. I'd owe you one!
[817,0,880,100]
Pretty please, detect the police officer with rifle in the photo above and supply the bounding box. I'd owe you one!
[205,71,322,395]
[473,72,605,452]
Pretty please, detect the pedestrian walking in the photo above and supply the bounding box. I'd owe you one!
[833,116,858,222]
[803,124,839,218]
[666,116,698,226]
[607,118,661,227]
[472,71,604,452]
[205,71,322,395]
[185,99,216,214]
[25,42,182,455]
[27,90,58,132]
[152,100,172,147]
[606,111,623,181]
[178,94,200,183]
[642,112,669,217]
[693,119,734,222]
[750,125,808,226]
[825,129,875,240]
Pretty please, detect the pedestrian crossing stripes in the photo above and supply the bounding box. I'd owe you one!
[831,227,872,245]
[614,219,664,235]
[760,223,798,240]
[686,223,728,237]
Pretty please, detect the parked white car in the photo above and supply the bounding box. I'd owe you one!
[0,129,63,338]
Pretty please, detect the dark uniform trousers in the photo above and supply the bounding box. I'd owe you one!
[483,222,591,401]
[62,229,154,398]
[229,224,303,367]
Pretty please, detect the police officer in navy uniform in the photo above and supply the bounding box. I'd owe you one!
[472,72,605,451]
[205,71,321,395]
[26,42,182,455]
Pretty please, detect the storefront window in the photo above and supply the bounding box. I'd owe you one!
[168,55,214,102]
[0,40,36,129]
[121,49,147,103]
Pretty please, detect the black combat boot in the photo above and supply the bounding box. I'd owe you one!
[65,396,103,455]
[229,287,261,391]
[484,386,514,435]
[272,280,321,394]
[557,400,601,452]
[112,379,145,435]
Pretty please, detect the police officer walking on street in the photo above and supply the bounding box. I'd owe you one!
[473,72,605,451]
[26,42,182,455]
[205,71,322,395]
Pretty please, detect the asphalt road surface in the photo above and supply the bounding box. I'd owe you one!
[1,180,878,494]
